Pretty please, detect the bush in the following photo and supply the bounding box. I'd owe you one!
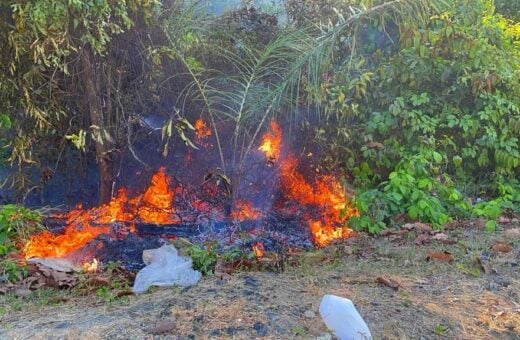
[317,0,520,232]
[0,204,42,256]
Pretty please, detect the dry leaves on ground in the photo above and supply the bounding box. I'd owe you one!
[376,276,401,290]
[491,243,513,254]
[426,251,454,263]
[414,234,430,245]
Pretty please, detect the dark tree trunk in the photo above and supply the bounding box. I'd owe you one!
[82,48,114,204]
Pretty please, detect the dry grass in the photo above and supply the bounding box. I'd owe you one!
[0,222,519,339]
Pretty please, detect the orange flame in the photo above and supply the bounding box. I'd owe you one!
[194,119,212,146]
[252,242,265,258]
[23,223,109,259]
[133,167,177,224]
[259,124,358,247]
[230,200,261,221]
[82,258,99,272]
[258,120,282,161]
[24,167,177,259]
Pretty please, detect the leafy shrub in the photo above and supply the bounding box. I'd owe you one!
[350,151,468,233]
[185,242,218,275]
[0,204,42,256]
[0,258,26,282]
[316,0,520,231]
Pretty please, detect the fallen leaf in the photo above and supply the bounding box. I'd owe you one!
[491,243,513,253]
[364,142,384,149]
[498,216,512,224]
[414,234,431,245]
[115,290,134,298]
[86,276,110,287]
[376,276,400,290]
[403,222,433,233]
[426,251,454,262]
[432,233,449,241]
[504,228,520,240]
[147,318,176,334]
[27,258,80,272]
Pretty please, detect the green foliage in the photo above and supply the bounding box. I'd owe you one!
[0,205,36,283]
[0,113,11,163]
[351,151,468,233]
[434,324,447,336]
[495,0,520,21]
[185,243,218,275]
[315,0,520,232]
[0,258,27,282]
[0,204,42,256]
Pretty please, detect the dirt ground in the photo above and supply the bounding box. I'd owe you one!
[1,221,519,339]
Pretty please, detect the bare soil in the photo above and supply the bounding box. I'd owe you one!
[1,222,519,340]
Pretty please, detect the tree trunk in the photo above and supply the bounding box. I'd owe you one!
[82,48,114,204]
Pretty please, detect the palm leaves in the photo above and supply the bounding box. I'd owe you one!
[173,0,449,178]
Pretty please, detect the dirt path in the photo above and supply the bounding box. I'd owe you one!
[1,224,519,339]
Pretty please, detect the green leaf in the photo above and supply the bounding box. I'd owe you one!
[432,152,442,164]
[0,114,11,129]
[453,156,462,167]
[485,220,497,232]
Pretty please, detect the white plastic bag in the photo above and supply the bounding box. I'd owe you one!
[132,244,201,293]
[319,294,372,340]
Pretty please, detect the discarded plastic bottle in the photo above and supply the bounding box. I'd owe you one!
[319,294,372,340]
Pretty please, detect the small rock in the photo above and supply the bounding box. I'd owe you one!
[253,322,268,337]
[304,310,316,319]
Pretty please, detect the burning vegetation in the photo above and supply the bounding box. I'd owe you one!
[23,119,358,261]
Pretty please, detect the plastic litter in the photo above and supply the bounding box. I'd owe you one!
[319,294,372,340]
[132,244,201,293]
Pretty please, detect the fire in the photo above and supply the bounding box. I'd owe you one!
[82,258,99,272]
[258,120,282,161]
[194,119,212,146]
[23,120,358,261]
[259,123,358,246]
[230,200,261,221]
[252,242,265,258]
[24,167,178,259]
[23,224,109,259]
[133,167,177,224]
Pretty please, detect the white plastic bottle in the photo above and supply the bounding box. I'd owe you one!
[319,294,372,340]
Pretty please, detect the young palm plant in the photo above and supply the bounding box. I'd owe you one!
[168,0,448,199]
